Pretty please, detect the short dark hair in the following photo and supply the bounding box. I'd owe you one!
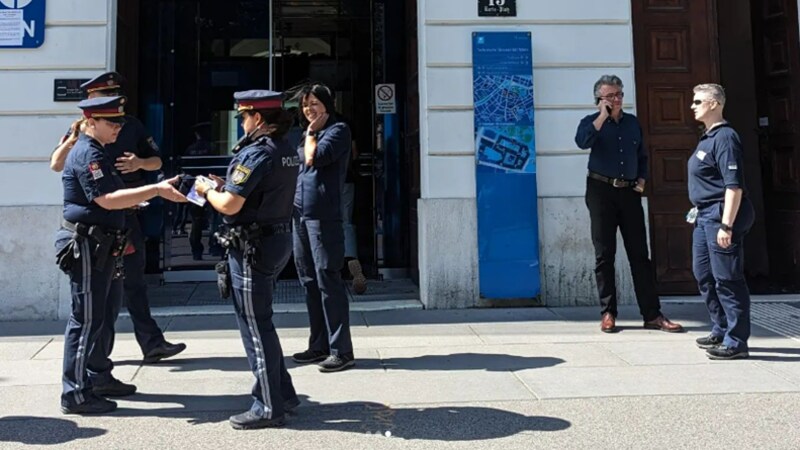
[290,82,336,128]
[244,108,294,139]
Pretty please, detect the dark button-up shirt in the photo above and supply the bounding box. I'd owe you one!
[687,123,746,208]
[294,119,351,220]
[574,111,648,180]
[62,134,126,230]
[223,134,299,225]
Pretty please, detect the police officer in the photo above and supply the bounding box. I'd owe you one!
[57,96,186,414]
[289,83,355,372]
[51,72,187,365]
[194,90,300,430]
[688,83,755,360]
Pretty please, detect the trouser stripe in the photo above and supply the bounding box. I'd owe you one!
[243,259,272,418]
[73,239,93,404]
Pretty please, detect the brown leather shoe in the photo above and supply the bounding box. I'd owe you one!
[600,312,617,333]
[643,315,684,333]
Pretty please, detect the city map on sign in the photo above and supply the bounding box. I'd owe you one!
[474,75,535,173]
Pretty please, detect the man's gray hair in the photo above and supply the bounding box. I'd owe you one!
[593,75,624,99]
[693,83,726,106]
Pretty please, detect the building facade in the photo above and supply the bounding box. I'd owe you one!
[1,0,799,320]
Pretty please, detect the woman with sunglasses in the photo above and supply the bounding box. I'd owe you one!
[688,83,755,360]
[194,90,301,430]
[57,96,186,415]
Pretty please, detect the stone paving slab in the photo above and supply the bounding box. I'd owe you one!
[516,362,800,399]
[0,339,51,360]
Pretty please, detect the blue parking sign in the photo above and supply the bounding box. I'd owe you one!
[0,0,46,48]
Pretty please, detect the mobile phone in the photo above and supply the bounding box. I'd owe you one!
[596,98,612,114]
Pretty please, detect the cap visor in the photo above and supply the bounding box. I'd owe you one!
[104,116,127,124]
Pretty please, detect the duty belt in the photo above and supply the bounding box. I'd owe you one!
[215,222,292,250]
[587,171,638,188]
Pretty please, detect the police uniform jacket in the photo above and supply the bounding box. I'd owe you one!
[62,134,126,230]
[224,134,299,226]
[293,118,352,221]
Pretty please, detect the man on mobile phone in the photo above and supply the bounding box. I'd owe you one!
[574,75,683,334]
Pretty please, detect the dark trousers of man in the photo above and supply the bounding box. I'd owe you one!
[229,233,297,419]
[585,177,661,320]
[124,213,165,354]
[58,233,115,408]
[692,200,754,351]
[292,210,353,356]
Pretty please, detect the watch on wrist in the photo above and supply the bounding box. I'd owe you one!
[307,130,318,138]
[720,223,733,233]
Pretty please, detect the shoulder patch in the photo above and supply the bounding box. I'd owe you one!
[89,161,104,180]
[231,164,252,185]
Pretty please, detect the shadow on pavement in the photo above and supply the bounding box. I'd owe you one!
[0,416,106,445]
[113,395,571,440]
[289,400,571,441]
[115,353,565,373]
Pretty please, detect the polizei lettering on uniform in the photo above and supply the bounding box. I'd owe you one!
[282,155,300,167]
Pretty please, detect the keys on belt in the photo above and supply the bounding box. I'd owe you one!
[587,171,638,188]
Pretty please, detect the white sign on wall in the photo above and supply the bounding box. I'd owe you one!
[375,83,396,115]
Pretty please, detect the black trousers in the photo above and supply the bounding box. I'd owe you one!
[229,233,297,419]
[124,213,165,354]
[585,177,661,320]
[292,210,353,356]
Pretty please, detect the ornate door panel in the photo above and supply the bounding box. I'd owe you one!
[752,0,800,285]
[632,0,719,293]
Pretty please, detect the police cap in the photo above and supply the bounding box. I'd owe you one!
[234,90,283,117]
[81,72,125,94]
[78,96,127,124]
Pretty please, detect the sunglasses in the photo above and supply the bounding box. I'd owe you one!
[692,99,714,106]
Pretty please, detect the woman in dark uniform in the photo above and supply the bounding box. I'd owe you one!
[57,96,186,415]
[288,83,355,373]
[194,90,300,430]
[688,83,755,360]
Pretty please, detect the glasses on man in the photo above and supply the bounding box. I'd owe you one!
[599,92,624,101]
[691,99,712,106]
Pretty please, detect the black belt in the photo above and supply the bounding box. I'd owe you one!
[62,220,120,237]
[587,171,638,188]
[231,222,292,238]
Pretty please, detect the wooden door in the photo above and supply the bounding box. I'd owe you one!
[751,0,800,286]
[631,0,720,294]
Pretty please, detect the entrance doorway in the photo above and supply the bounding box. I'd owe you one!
[117,0,420,299]
[632,0,800,294]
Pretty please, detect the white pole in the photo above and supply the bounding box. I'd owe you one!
[268,0,274,90]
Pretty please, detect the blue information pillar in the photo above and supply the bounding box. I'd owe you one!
[472,32,540,299]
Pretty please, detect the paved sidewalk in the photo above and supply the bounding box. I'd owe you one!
[1,303,799,449]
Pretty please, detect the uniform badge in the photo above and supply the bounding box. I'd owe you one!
[231,164,252,185]
[147,137,160,152]
[696,151,707,161]
[89,161,104,180]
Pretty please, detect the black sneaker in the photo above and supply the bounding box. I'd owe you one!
[318,353,355,373]
[284,396,301,414]
[695,334,723,349]
[291,349,328,364]
[143,341,187,364]
[61,395,117,415]
[92,378,137,397]
[706,346,749,360]
[229,411,285,430]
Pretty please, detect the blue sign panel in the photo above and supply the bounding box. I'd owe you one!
[0,0,46,49]
[473,32,540,299]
